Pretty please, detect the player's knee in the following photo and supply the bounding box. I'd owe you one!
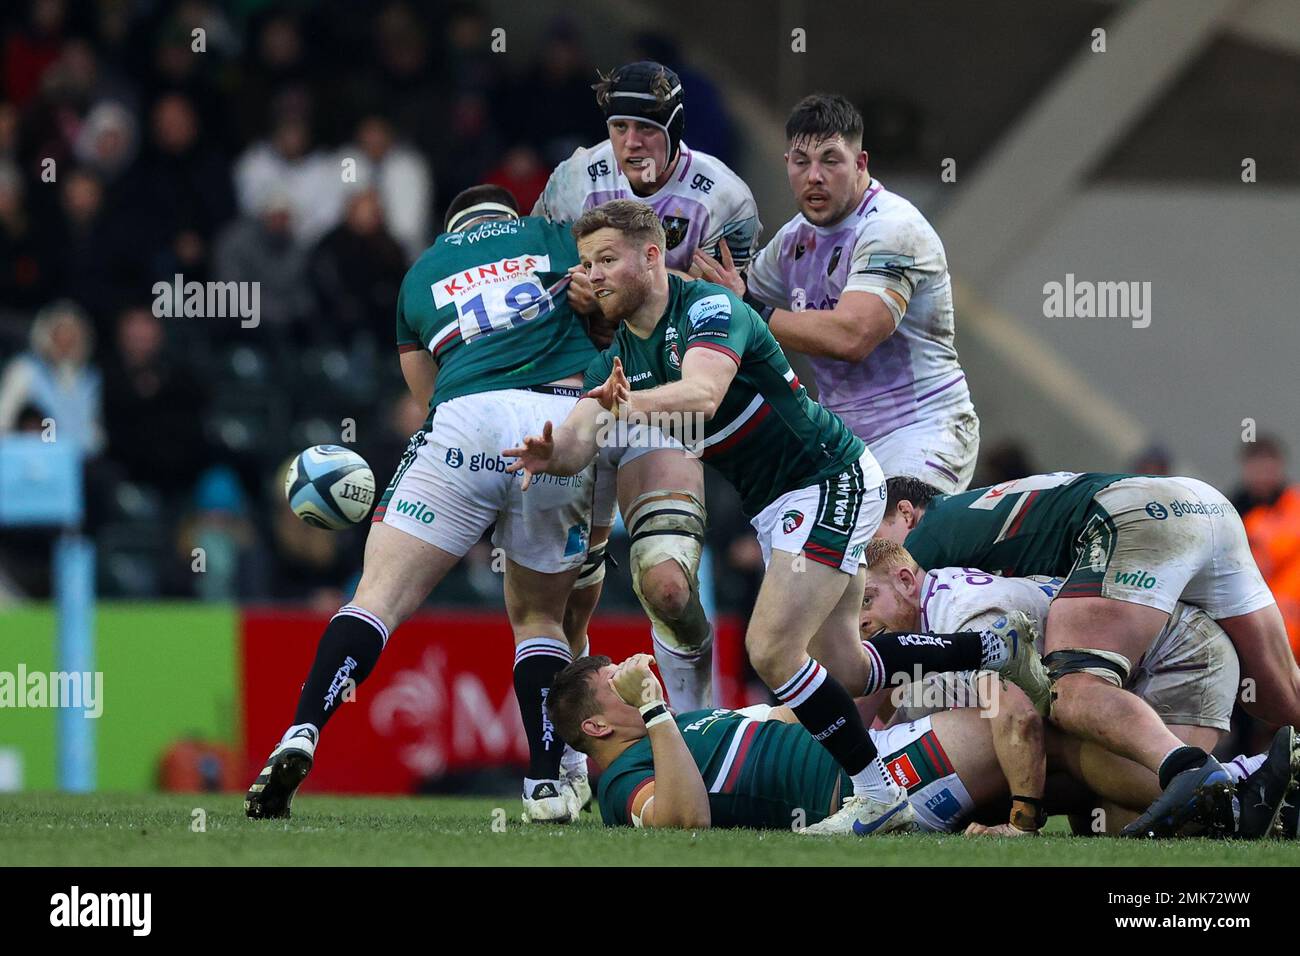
[638,559,693,621]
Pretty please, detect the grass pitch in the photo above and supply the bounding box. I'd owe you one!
[5,792,1300,866]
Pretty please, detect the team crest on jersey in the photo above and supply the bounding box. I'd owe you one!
[827,245,843,276]
[662,215,690,250]
[781,510,804,534]
[667,342,681,369]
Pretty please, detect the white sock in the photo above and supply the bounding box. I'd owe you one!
[280,722,319,745]
[651,627,714,711]
[561,745,588,776]
[1225,752,1267,783]
[850,755,897,802]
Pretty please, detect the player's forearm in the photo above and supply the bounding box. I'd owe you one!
[646,722,711,828]
[768,307,890,363]
[987,684,1047,801]
[546,420,599,476]
[628,378,723,419]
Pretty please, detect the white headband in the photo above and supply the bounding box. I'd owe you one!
[447,201,518,233]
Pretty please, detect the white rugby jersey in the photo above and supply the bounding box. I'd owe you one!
[746,179,971,444]
[532,139,761,272]
[917,568,1210,684]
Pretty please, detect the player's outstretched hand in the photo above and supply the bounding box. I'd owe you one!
[503,420,555,491]
[610,653,664,708]
[692,241,745,297]
[588,356,632,416]
[963,821,1038,838]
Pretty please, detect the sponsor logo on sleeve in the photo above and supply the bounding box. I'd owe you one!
[687,294,733,333]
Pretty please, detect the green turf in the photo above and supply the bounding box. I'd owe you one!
[5,792,1300,866]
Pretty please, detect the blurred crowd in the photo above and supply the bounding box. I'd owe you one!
[0,0,746,610]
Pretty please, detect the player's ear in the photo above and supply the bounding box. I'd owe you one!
[581,715,615,741]
[644,241,661,269]
[857,148,869,173]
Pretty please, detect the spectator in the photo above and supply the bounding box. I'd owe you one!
[175,465,258,601]
[212,194,314,335]
[307,189,407,347]
[0,160,51,313]
[72,98,137,185]
[502,17,603,167]
[0,298,103,456]
[120,91,235,279]
[233,108,345,246]
[1128,443,1173,476]
[1232,437,1300,659]
[483,144,549,219]
[973,440,1036,487]
[345,114,432,260]
[3,0,68,108]
[101,305,211,499]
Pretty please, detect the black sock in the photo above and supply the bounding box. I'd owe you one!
[773,658,877,776]
[862,630,986,694]
[292,605,388,731]
[1158,746,1208,789]
[514,638,574,782]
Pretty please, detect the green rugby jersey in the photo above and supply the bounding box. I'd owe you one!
[597,708,847,829]
[396,216,598,421]
[583,276,863,516]
[904,472,1130,576]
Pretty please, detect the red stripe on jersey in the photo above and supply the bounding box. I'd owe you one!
[626,776,655,822]
[1005,490,1040,539]
[788,374,801,392]
[685,341,740,366]
[701,403,771,459]
[397,343,423,354]
[721,721,761,793]
[433,329,459,356]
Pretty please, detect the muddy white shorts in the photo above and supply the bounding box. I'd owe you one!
[374,387,594,574]
[1130,602,1240,732]
[751,449,886,575]
[867,406,980,494]
[1064,476,1274,618]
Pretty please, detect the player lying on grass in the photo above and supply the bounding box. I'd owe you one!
[863,532,1300,838]
[246,186,609,825]
[536,61,764,711]
[505,199,1050,836]
[550,653,1046,833]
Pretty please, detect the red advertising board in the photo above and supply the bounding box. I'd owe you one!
[241,609,747,794]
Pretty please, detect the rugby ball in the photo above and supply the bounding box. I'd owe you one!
[284,445,376,530]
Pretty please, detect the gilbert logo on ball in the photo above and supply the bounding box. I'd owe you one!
[285,445,376,529]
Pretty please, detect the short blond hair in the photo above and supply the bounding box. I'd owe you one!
[572,198,666,251]
[864,538,920,575]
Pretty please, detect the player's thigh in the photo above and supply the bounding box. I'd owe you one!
[1217,604,1300,724]
[748,551,853,676]
[504,559,582,642]
[352,521,462,631]
[807,567,871,692]
[615,445,705,515]
[1045,595,1170,666]
[927,708,1006,809]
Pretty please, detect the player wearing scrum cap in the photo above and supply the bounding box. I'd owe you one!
[246,186,606,826]
[695,93,980,495]
[533,62,762,715]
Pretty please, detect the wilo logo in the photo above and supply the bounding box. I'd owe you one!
[0,666,102,718]
[152,273,260,328]
[50,886,151,936]
[595,410,707,458]
[1042,273,1151,329]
